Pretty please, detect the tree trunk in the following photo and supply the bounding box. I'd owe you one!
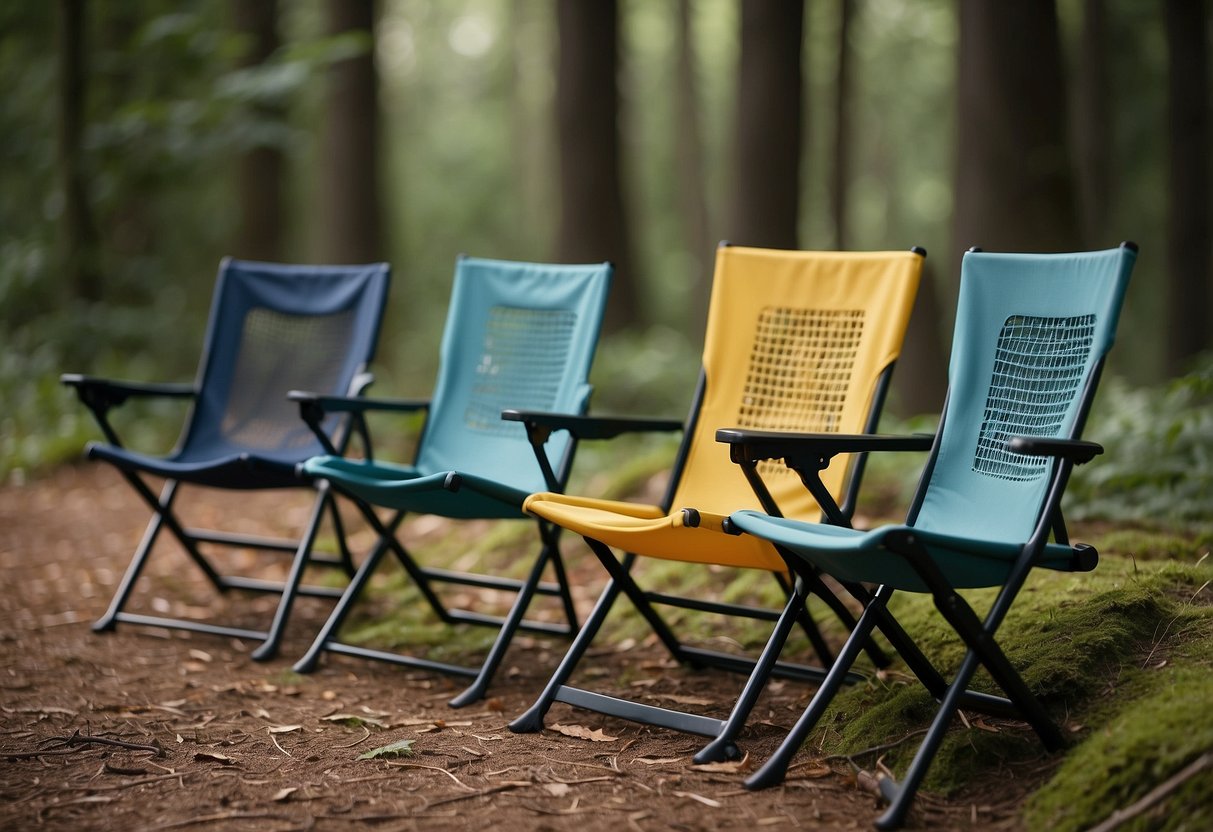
[319,0,382,263]
[232,0,285,262]
[555,0,636,332]
[56,0,101,300]
[1164,0,1213,374]
[674,0,712,338]
[830,0,854,250]
[729,0,804,250]
[951,0,1080,261]
[1073,0,1111,247]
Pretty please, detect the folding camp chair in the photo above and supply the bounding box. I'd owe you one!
[508,244,925,759]
[290,256,612,707]
[61,258,391,660]
[721,243,1137,829]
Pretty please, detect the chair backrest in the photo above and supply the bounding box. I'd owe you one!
[413,256,612,492]
[666,245,924,518]
[910,245,1136,542]
[179,258,391,463]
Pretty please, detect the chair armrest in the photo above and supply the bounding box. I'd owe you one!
[715,429,935,467]
[287,390,430,415]
[61,373,196,409]
[288,391,430,458]
[1008,436,1104,465]
[501,409,683,441]
[61,374,196,447]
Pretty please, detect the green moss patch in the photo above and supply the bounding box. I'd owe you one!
[1025,658,1213,832]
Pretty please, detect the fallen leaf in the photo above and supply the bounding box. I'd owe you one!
[543,783,571,797]
[272,787,297,802]
[550,724,619,743]
[322,714,386,729]
[485,697,505,712]
[194,751,236,765]
[632,756,683,766]
[691,753,751,774]
[268,725,303,734]
[357,739,416,760]
[187,649,213,663]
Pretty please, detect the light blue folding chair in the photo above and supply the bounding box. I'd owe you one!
[718,243,1137,829]
[291,256,612,707]
[62,259,391,659]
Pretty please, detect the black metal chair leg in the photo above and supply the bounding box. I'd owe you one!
[588,542,687,663]
[94,480,183,632]
[448,539,557,708]
[292,533,392,673]
[693,577,808,764]
[745,586,888,790]
[874,649,981,830]
[509,577,624,733]
[251,480,334,662]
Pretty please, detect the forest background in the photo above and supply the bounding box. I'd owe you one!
[1,0,1211,520]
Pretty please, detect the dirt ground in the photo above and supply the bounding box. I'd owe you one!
[1,465,1044,831]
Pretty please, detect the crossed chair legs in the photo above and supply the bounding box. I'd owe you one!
[510,536,892,764]
[291,498,581,708]
[745,538,1066,830]
[95,469,356,661]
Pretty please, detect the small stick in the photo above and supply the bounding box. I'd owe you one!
[1087,753,1212,832]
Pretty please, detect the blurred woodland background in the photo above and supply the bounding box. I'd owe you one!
[1,0,1211,502]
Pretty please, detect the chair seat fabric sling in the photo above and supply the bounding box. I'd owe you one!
[508,244,925,762]
[62,258,391,659]
[721,243,1137,829]
[291,256,611,707]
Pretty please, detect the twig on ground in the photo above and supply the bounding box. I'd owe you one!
[385,761,475,790]
[821,729,929,769]
[1087,752,1212,832]
[5,729,164,760]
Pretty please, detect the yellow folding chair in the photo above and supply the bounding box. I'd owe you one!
[508,244,924,762]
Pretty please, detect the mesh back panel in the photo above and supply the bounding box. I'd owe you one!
[738,307,865,476]
[222,307,357,450]
[972,314,1096,481]
[464,306,578,434]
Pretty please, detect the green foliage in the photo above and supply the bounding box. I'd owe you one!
[1069,358,1213,526]
[358,738,416,760]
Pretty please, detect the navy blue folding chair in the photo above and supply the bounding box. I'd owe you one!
[62,258,390,659]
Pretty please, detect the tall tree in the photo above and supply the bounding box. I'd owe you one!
[232,0,285,262]
[555,0,636,331]
[56,0,100,301]
[319,0,382,263]
[830,0,855,249]
[1164,0,1212,373]
[728,0,804,250]
[1073,0,1111,247]
[674,0,712,336]
[952,1,1080,259]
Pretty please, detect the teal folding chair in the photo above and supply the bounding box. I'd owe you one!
[291,256,612,707]
[61,258,391,659]
[719,243,1137,829]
